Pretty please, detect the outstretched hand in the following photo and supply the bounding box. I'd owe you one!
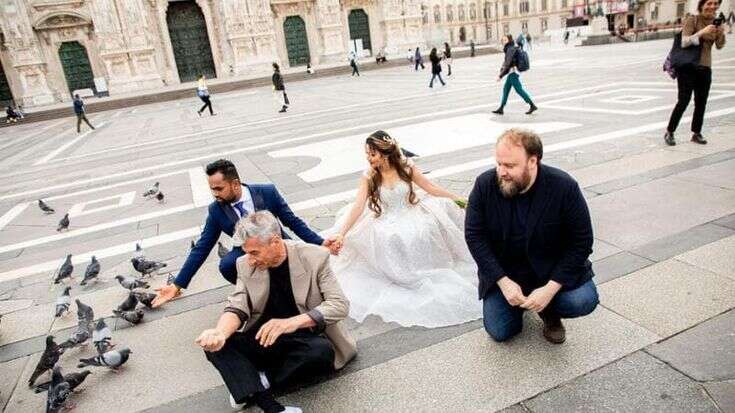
[151,284,182,308]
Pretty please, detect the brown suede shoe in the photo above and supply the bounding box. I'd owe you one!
[540,312,566,344]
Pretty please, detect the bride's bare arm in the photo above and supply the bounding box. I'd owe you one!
[337,177,370,239]
[411,165,461,200]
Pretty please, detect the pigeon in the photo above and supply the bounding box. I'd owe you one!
[165,272,175,285]
[93,319,113,354]
[28,336,64,387]
[131,291,156,308]
[45,366,71,413]
[55,286,72,318]
[78,347,132,369]
[133,242,144,258]
[38,199,55,214]
[75,299,94,325]
[116,293,138,312]
[80,256,100,286]
[54,255,73,284]
[115,275,149,290]
[35,369,91,393]
[155,191,165,203]
[113,309,144,325]
[57,213,70,232]
[142,182,160,198]
[59,319,91,350]
[131,257,167,277]
[217,241,228,259]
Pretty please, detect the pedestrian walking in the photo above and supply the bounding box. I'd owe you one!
[5,106,19,123]
[443,42,453,76]
[272,62,289,113]
[348,50,360,76]
[196,74,216,117]
[492,35,537,115]
[664,0,727,146]
[526,34,533,50]
[516,33,526,50]
[470,40,476,57]
[73,94,95,133]
[726,9,734,33]
[414,47,425,70]
[428,47,446,88]
[563,30,570,45]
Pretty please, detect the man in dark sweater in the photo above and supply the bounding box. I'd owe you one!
[73,94,95,133]
[465,129,599,344]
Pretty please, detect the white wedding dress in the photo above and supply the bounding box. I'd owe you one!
[324,180,482,328]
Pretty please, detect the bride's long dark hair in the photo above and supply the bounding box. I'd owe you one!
[365,130,417,218]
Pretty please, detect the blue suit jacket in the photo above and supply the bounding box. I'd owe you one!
[174,184,324,288]
[465,165,595,300]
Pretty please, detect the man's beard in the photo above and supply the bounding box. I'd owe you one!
[498,167,531,198]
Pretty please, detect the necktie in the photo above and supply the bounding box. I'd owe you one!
[233,201,247,218]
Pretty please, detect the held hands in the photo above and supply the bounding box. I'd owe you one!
[520,281,562,313]
[151,284,182,308]
[322,236,343,255]
[195,328,227,352]
[255,318,300,347]
[497,277,527,306]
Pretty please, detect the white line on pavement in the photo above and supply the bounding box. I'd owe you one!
[34,121,106,165]
[44,169,189,202]
[0,203,29,232]
[0,119,67,153]
[2,105,734,282]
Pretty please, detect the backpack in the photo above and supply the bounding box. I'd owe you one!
[514,47,530,72]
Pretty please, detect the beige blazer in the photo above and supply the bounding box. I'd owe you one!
[227,240,357,370]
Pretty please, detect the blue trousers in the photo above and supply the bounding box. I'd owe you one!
[500,72,533,107]
[219,247,245,284]
[483,279,599,342]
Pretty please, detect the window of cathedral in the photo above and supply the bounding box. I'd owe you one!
[469,3,477,20]
[503,2,510,16]
[458,5,466,21]
[541,0,548,11]
[519,0,529,14]
[434,5,442,23]
[446,5,454,22]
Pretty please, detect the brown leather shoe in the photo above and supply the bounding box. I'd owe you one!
[540,312,566,344]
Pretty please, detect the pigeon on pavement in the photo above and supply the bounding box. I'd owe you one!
[114,275,149,290]
[131,257,167,277]
[217,241,228,259]
[112,309,144,325]
[57,213,70,232]
[78,348,132,369]
[131,291,156,308]
[142,182,160,198]
[59,319,91,350]
[75,299,94,325]
[133,242,144,258]
[45,366,71,413]
[116,292,138,312]
[80,256,100,286]
[93,319,113,354]
[55,286,71,318]
[35,369,91,393]
[155,191,165,203]
[28,336,64,387]
[54,255,73,284]
[38,199,55,214]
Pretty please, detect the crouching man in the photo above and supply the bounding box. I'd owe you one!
[196,211,357,412]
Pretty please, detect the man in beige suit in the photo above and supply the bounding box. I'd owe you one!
[196,211,356,413]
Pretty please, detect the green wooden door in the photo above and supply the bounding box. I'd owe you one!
[284,16,310,66]
[166,1,216,82]
[59,41,94,95]
[348,9,372,53]
[0,60,13,107]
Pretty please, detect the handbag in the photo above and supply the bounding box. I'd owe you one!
[197,88,209,98]
[667,16,702,71]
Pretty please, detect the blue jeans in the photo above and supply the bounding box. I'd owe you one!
[500,72,533,107]
[483,279,599,342]
[219,247,245,284]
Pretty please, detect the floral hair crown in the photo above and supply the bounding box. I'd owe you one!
[379,134,396,146]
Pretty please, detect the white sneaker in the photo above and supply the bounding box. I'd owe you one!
[229,394,246,410]
[283,407,303,413]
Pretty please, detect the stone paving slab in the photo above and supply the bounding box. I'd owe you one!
[632,223,735,263]
[675,235,735,282]
[589,239,622,263]
[523,351,718,413]
[592,251,654,285]
[270,307,658,412]
[647,309,735,382]
[674,158,735,191]
[599,259,735,338]
[703,380,735,413]
[588,176,735,250]
[0,355,27,410]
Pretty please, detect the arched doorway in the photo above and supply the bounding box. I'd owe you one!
[348,9,372,54]
[459,26,467,42]
[0,60,13,107]
[283,16,310,66]
[59,42,94,95]
[166,1,216,82]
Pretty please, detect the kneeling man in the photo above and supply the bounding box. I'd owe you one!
[465,129,599,344]
[196,211,357,412]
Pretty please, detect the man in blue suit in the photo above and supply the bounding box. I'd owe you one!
[152,159,333,307]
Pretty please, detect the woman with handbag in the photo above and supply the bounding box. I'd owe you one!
[196,74,216,117]
[664,0,726,146]
[272,62,289,113]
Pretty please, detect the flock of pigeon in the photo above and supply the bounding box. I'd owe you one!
[26,182,172,412]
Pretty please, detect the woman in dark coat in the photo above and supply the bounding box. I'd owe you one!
[428,47,445,88]
[443,42,453,76]
[271,62,288,113]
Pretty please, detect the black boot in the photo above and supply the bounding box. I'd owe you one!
[664,131,676,146]
[492,107,504,115]
[691,133,707,145]
[279,105,287,113]
[525,103,538,115]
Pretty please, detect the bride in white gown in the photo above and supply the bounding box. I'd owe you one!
[326,130,481,328]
